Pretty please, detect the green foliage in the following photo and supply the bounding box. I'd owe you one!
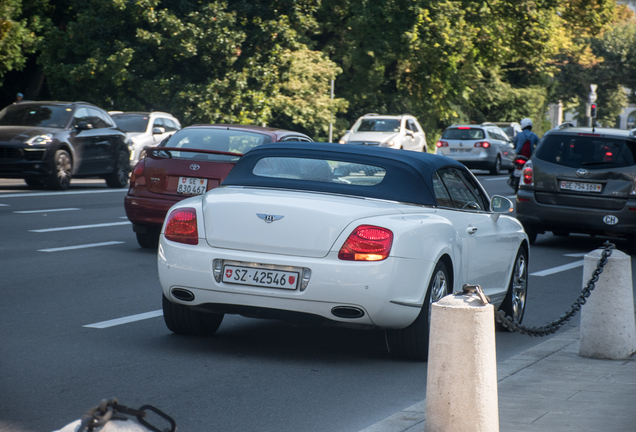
[0,0,45,86]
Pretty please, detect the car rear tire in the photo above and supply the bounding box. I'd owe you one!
[136,231,160,249]
[497,246,528,331]
[162,294,224,336]
[105,150,130,188]
[490,156,502,175]
[47,149,72,190]
[386,260,449,361]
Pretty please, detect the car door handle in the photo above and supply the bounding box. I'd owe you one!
[467,226,478,235]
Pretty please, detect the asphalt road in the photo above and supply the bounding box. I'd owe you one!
[1,175,634,432]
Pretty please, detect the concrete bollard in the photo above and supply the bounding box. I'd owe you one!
[425,294,499,432]
[580,248,636,359]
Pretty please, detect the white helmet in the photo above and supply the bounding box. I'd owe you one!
[520,118,533,129]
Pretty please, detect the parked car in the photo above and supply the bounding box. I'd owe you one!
[125,124,313,248]
[0,101,130,189]
[516,124,636,253]
[158,142,528,360]
[492,121,522,141]
[109,111,181,168]
[435,123,515,175]
[338,113,427,152]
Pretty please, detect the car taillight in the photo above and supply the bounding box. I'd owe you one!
[631,178,636,196]
[475,141,490,148]
[436,141,449,147]
[130,159,145,186]
[338,225,393,261]
[164,207,198,245]
[522,163,533,185]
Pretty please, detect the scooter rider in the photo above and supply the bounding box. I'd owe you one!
[514,118,539,157]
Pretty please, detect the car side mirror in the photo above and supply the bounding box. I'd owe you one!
[490,195,513,222]
[153,127,166,135]
[76,121,92,130]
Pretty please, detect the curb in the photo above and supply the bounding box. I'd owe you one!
[359,328,581,432]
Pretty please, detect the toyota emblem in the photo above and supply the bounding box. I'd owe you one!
[190,164,201,171]
[576,169,588,177]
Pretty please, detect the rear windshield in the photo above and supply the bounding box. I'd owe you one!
[535,134,636,169]
[354,119,400,133]
[0,104,72,128]
[253,157,386,186]
[111,114,149,133]
[158,128,273,161]
[442,128,485,140]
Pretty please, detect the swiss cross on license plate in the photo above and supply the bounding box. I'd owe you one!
[222,265,299,290]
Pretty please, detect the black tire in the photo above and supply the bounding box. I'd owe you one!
[136,231,160,249]
[497,247,528,331]
[162,294,224,336]
[105,150,130,188]
[386,261,449,361]
[24,178,46,188]
[524,225,538,245]
[490,156,502,175]
[47,149,72,190]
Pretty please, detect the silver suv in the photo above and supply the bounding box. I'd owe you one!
[516,125,636,253]
[110,111,181,168]
[435,122,515,175]
[338,114,427,152]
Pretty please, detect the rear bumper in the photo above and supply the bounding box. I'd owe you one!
[516,189,636,236]
[124,193,181,228]
[158,236,436,329]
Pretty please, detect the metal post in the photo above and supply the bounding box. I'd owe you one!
[328,79,334,143]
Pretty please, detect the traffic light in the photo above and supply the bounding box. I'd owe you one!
[590,103,597,118]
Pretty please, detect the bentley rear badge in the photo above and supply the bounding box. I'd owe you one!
[257,213,284,223]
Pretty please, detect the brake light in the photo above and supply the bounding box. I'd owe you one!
[130,159,145,186]
[436,141,449,147]
[522,163,533,185]
[165,207,198,245]
[458,127,471,130]
[338,225,393,261]
[475,141,490,148]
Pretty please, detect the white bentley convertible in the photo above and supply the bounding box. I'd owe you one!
[158,142,529,360]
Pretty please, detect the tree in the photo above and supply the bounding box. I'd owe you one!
[38,0,342,129]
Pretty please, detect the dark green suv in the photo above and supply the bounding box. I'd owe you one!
[516,124,636,253]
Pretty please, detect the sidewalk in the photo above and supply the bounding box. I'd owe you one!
[361,327,636,432]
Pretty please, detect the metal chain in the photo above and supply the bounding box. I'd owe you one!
[78,398,176,432]
[494,241,615,337]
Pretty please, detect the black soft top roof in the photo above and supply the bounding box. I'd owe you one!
[221,142,467,206]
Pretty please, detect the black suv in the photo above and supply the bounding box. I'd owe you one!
[0,101,130,189]
[516,124,636,252]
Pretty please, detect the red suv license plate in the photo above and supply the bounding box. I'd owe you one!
[560,180,602,193]
[222,265,299,290]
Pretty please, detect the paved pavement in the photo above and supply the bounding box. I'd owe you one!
[361,327,636,432]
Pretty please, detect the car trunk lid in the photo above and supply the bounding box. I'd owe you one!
[202,188,402,258]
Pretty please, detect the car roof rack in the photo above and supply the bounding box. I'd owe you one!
[363,113,380,116]
[481,122,496,126]
[555,121,576,130]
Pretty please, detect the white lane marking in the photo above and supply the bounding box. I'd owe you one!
[29,221,131,232]
[483,176,509,181]
[39,241,125,252]
[0,189,127,198]
[15,208,80,214]
[0,204,8,206]
[530,260,584,277]
[84,310,163,329]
